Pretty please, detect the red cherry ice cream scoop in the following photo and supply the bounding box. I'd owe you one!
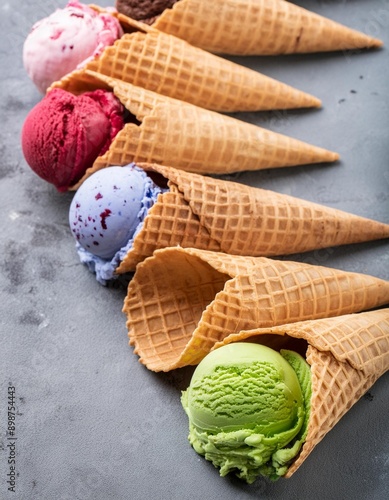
[21,88,125,192]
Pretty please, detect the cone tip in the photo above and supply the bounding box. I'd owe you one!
[311,148,339,164]
[370,37,384,49]
[323,150,340,163]
[311,96,322,108]
[348,33,384,50]
[331,151,340,162]
[296,92,321,109]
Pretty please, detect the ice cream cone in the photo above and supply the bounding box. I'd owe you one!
[115,163,389,273]
[122,247,389,371]
[64,71,338,190]
[214,308,389,477]
[140,0,383,55]
[52,19,321,112]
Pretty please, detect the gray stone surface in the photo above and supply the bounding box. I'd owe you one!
[1,0,388,499]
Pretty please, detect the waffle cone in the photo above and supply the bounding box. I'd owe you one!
[214,308,389,477]
[116,163,389,273]
[51,24,320,112]
[148,0,382,55]
[122,247,389,371]
[64,71,338,190]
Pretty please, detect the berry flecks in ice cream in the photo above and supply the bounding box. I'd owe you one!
[69,164,167,284]
[100,209,112,231]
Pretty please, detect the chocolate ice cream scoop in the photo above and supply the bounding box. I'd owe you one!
[115,0,179,24]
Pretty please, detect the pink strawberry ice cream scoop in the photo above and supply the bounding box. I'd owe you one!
[21,88,125,192]
[23,1,123,93]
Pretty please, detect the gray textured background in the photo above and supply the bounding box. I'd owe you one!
[1,1,388,499]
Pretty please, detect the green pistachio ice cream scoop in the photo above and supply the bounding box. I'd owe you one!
[181,343,311,483]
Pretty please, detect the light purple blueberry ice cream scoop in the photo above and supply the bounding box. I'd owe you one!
[69,164,166,284]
